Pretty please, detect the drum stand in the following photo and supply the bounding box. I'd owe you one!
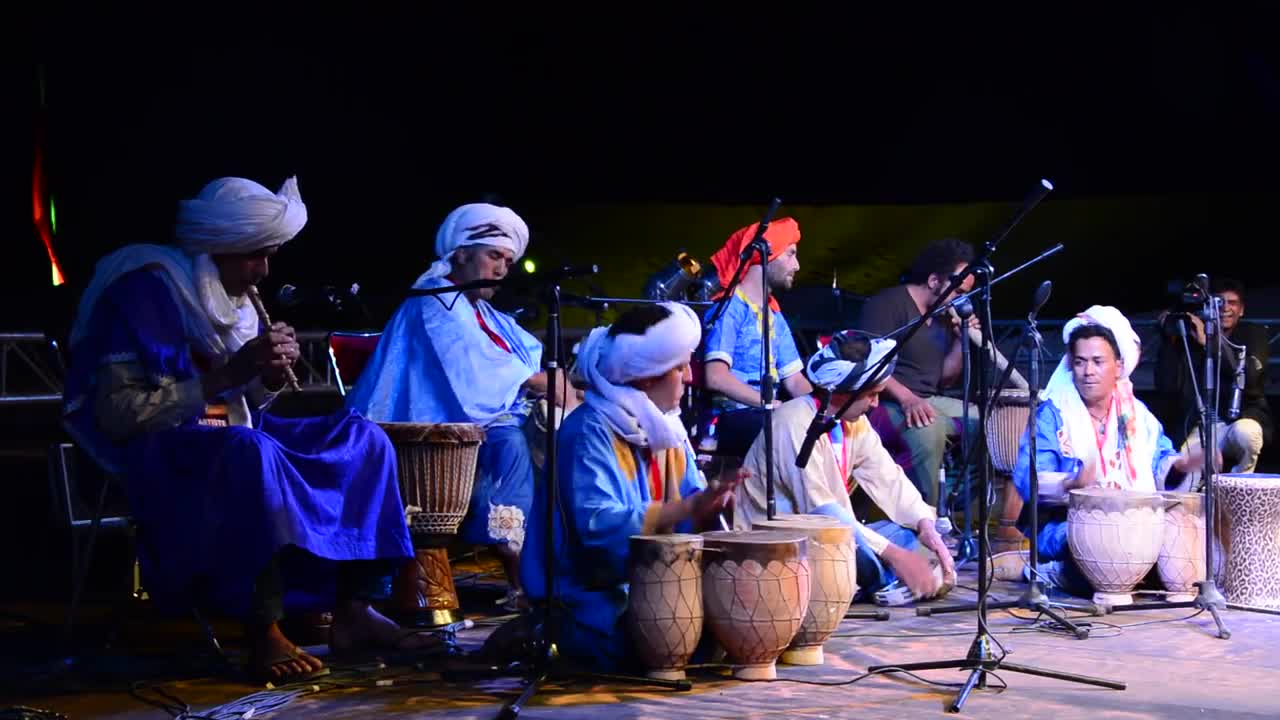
[1102,286,1232,638]
[867,182,1126,713]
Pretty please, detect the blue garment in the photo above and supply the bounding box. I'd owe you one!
[62,268,411,619]
[702,291,804,411]
[852,520,921,602]
[1012,399,1180,561]
[520,404,707,671]
[345,279,541,547]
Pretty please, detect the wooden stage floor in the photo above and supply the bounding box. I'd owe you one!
[6,558,1280,719]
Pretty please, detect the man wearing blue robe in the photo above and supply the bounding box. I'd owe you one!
[521,303,741,671]
[62,177,432,684]
[346,203,573,607]
[1011,307,1203,598]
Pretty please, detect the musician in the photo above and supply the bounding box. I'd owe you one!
[700,218,814,457]
[1012,306,1207,595]
[521,303,740,671]
[1155,277,1272,488]
[734,331,955,601]
[62,177,433,684]
[346,202,575,609]
[857,237,979,506]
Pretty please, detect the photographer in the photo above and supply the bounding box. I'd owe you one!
[1155,277,1272,488]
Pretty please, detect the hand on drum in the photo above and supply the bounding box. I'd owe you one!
[901,394,937,428]
[692,468,746,521]
[917,519,957,587]
[1173,446,1221,475]
[882,543,943,600]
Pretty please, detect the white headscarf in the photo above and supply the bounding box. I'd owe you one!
[807,331,898,392]
[1044,305,1156,491]
[71,176,308,363]
[414,203,530,287]
[575,302,701,450]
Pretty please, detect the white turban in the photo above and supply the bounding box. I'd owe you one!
[807,331,898,393]
[415,203,531,285]
[175,176,308,254]
[1058,305,1141,379]
[575,302,702,449]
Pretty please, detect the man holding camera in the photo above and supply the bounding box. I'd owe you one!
[1156,277,1272,489]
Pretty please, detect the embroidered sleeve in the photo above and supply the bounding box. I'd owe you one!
[94,360,205,441]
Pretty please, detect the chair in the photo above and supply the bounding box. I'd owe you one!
[326,331,382,396]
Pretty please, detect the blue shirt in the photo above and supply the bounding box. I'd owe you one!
[702,290,804,410]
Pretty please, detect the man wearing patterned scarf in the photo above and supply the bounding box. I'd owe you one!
[348,202,576,609]
[736,330,955,602]
[63,177,433,684]
[520,303,740,671]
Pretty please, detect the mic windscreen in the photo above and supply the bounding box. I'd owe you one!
[276,284,300,308]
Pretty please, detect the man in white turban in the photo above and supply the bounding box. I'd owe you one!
[1011,305,1209,597]
[62,177,435,685]
[736,330,955,603]
[346,203,574,608]
[519,303,740,671]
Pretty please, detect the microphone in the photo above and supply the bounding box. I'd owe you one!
[953,296,975,319]
[1029,280,1053,321]
[795,394,834,469]
[738,197,784,262]
[521,264,600,283]
[276,283,359,312]
[1227,350,1248,421]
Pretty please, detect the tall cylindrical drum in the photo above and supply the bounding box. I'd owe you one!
[626,534,705,681]
[1213,474,1280,608]
[1158,491,1206,602]
[1067,488,1164,606]
[700,530,810,680]
[751,515,857,666]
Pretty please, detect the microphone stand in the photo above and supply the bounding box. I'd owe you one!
[866,181,1127,713]
[948,298,977,566]
[1104,287,1237,636]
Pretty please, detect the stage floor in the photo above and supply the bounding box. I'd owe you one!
[6,557,1280,719]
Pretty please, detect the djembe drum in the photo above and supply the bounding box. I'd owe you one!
[1213,474,1280,608]
[1158,491,1206,602]
[626,534,704,680]
[700,530,810,680]
[1067,488,1165,606]
[379,422,485,627]
[985,390,1032,549]
[751,515,856,666]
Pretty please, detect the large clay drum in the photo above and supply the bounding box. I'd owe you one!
[1158,491,1206,602]
[700,530,811,680]
[751,514,857,666]
[626,534,705,681]
[378,422,485,627]
[1213,474,1280,608]
[1067,488,1164,606]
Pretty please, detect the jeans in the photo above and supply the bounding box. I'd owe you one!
[852,520,921,602]
[879,395,979,506]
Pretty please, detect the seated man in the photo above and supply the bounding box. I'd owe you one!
[735,331,956,602]
[62,177,431,684]
[1013,306,1207,596]
[857,238,979,507]
[700,217,814,457]
[1155,277,1272,489]
[347,203,574,606]
[521,303,740,671]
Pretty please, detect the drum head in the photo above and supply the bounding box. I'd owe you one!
[377,422,486,445]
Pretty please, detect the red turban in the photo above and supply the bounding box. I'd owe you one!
[710,217,800,311]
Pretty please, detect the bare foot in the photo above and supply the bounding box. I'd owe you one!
[329,602,441,654]
[246,622,325,682]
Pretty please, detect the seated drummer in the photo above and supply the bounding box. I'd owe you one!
[521,303,741,671]
[1012,306,1212,596]
[62,177,435,684]
[699,217,814,457]
[347,203,577,608]
[735,331,956,602]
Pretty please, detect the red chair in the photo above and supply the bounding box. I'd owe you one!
[326,332,382,396]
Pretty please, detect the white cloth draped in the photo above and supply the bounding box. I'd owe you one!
[576,303,701,450]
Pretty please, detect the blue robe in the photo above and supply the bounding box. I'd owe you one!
[62,268,411,618]
[520,403,707,670]
[1012,399,1180,562]
[345,278,542,548]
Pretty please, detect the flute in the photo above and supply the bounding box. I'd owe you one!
[246,285,303,392]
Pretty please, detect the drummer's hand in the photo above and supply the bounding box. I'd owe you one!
[882,544,942,599]
[1174,446,1219,474]
[1067,460,1100,490]
[917,519,957,586]
[693,470,745,519]
[901,393,937,428]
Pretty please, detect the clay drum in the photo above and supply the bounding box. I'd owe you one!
[626,534,705,680]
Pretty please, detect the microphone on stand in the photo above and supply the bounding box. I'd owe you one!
[1227,350,1248,422]
[276,283,361,312]
[1029,280,1052,321]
